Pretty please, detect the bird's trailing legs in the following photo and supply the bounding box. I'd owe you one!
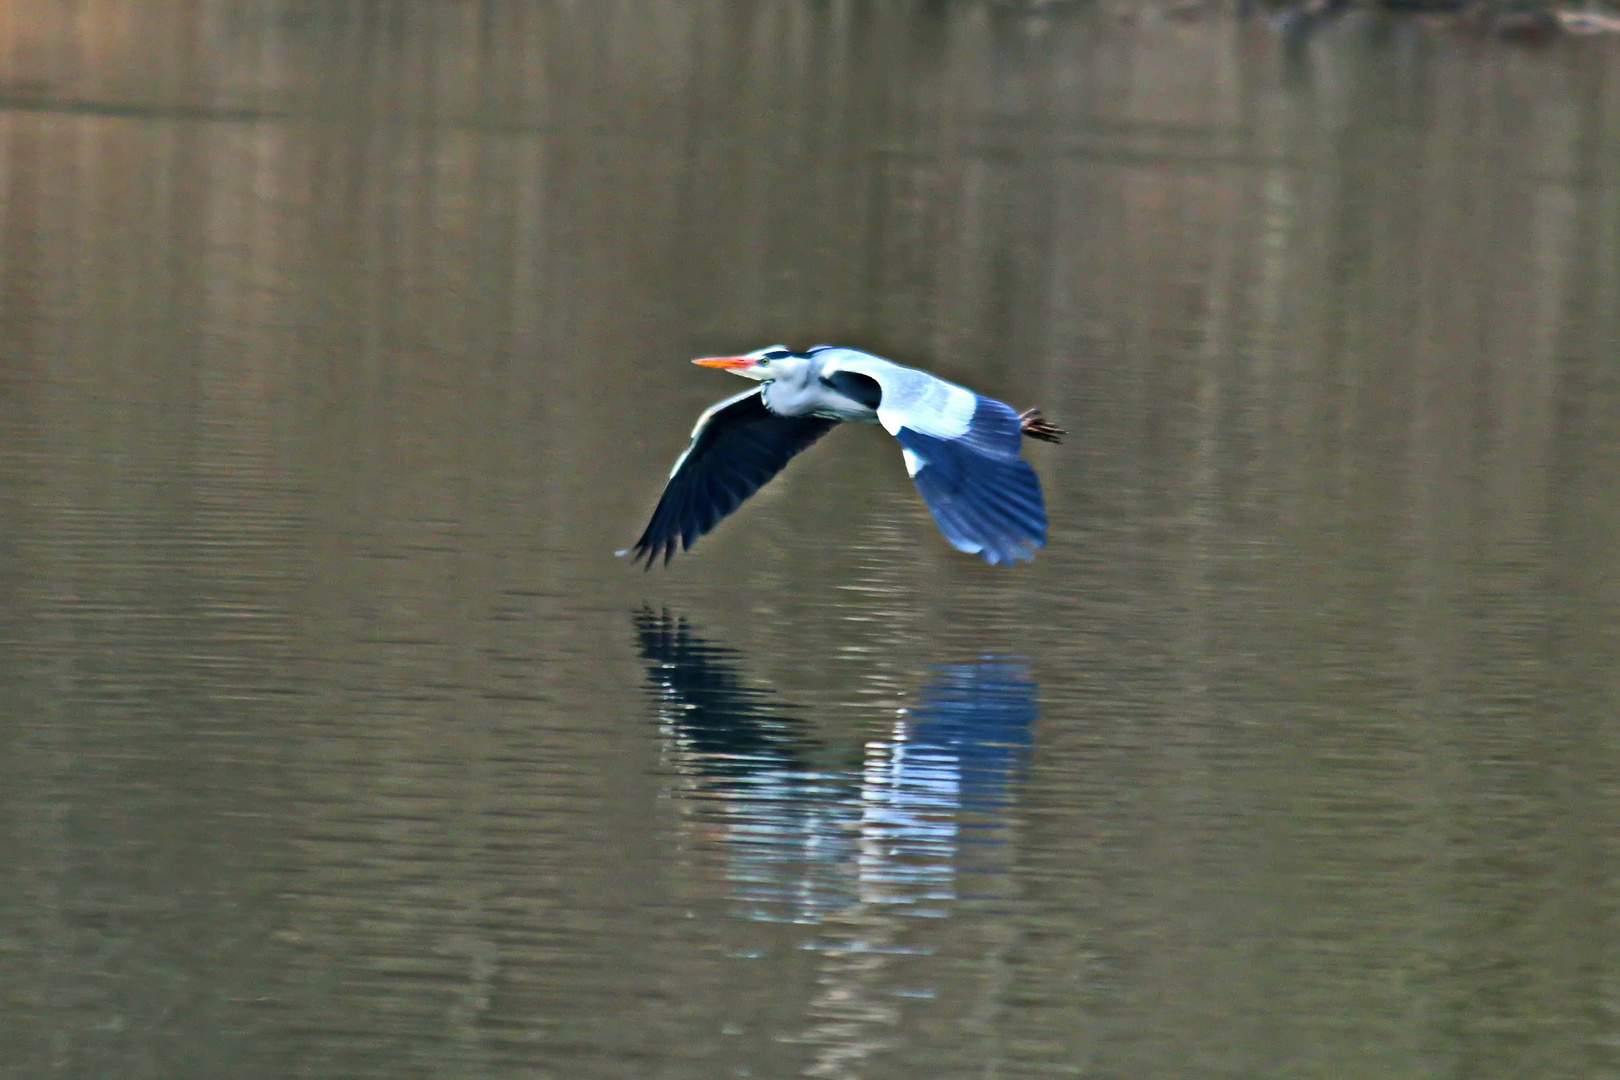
[1019,408,1065,444]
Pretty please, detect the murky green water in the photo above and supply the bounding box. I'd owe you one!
[2,3,1618,1078]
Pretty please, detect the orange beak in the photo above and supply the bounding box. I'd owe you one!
[692,355,754,370]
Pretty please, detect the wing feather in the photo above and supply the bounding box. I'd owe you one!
[817,352,978,439]
[627,389,839,567]
[814,349,1049,564]
[892,396,1048,565]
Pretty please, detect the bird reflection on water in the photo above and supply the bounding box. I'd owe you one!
[633,609,1037,924]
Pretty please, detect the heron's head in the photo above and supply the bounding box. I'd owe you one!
[692,345,809,383]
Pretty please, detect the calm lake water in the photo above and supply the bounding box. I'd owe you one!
[2,3,1619,1078]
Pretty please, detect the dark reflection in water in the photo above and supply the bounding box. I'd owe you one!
[635,609,1035,924]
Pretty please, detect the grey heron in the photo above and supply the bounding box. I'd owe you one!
[625,345,1063,567]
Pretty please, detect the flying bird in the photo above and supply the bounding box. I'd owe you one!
[625,345,1063,567]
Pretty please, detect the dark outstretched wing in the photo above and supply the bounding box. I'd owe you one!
[894,395,1048,565]
[626,389,840,567]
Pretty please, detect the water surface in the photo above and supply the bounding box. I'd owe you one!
[2,3,1619,1078]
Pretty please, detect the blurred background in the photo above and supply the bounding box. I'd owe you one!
[1,2,1618,1078]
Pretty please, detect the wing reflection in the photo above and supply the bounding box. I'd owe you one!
[633,609,1037,924]
[634,607,812,779]
[855,659,1037,911]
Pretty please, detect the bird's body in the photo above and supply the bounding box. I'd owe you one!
[626,345,1062,567]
